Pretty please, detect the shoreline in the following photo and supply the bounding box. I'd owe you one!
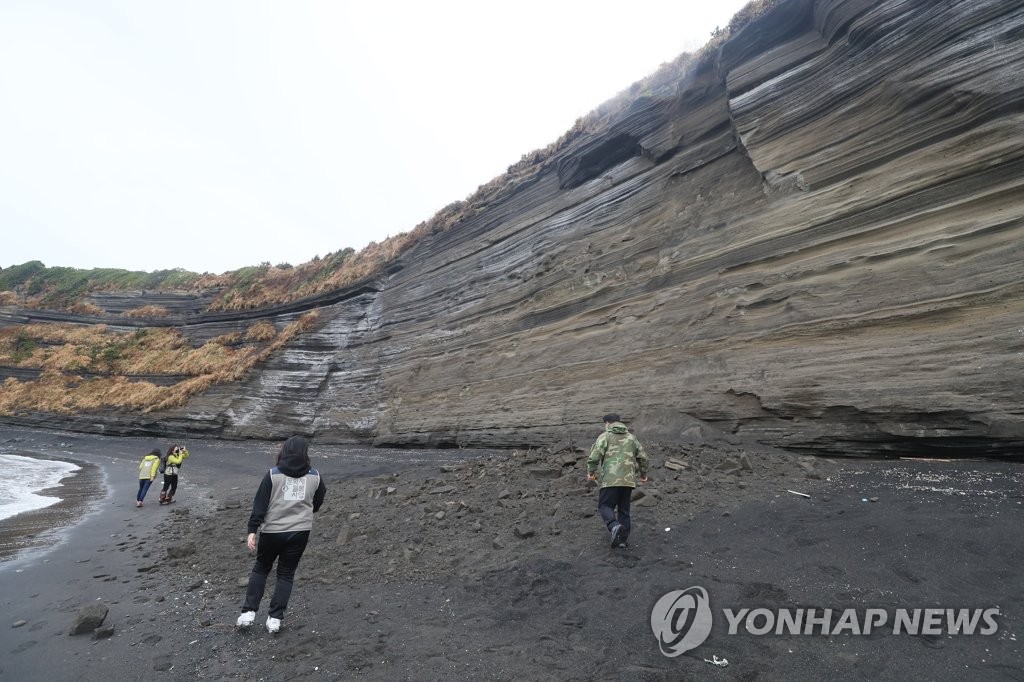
[0,453,105,565]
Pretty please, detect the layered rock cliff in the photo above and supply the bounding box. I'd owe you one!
[3,0,1023,456]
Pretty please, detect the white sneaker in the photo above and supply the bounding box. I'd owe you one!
[236,611,256,628]
[266,617,281,634]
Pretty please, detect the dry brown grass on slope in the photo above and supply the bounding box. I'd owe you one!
[122,305,170,318]
[0,372,71,413]
[245,320,277,342]
[140,311,320,412]
[211,332,243,346]
[0,311,320,415]
[64,375,167,412]
[19,323,113,347]
[0,372,168,414]
[205,231,424,312]
[0,324,184,373]
[69,300,106,315]
[37,343,92,372]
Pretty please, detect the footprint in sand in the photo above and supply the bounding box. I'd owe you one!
[818,564,845,578]
[741,581,789,603]
[892,566,923,584]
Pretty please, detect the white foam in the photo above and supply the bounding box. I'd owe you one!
[0,454,80,522]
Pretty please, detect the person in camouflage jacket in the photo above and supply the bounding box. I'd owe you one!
[586,413,649,548]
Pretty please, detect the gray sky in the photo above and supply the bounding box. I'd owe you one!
[0,0,750,275]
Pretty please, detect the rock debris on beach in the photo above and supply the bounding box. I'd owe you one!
[97,445,834,673]
[3,435,1022,680]
[69,603,108,636]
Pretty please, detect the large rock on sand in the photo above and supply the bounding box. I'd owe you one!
[69,603,108,636]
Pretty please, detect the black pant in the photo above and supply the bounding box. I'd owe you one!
[243,530,310,619]
[598,486,632,536]
[160,474,178,496]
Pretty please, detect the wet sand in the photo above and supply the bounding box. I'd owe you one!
[0,425,1021,680]
[0,453,103,563]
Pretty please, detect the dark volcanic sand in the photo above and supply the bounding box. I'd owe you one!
[0,425,1021,680]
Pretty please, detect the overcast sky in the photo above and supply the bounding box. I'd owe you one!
[0,0,750,275]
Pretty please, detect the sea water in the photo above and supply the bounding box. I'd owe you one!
[0,454,80,522]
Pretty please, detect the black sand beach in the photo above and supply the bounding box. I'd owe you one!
[0,425,1021,680]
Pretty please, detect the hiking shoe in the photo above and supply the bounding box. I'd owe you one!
[266,617,281,634]
[236,611,256,629]
[610,523,623,548]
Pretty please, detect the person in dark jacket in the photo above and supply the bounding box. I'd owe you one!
[236,435,326,634]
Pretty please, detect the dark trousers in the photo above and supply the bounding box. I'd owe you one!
[598,486,632,536]
[160,474,179,496]
[243,530,310,619]
[136,479,153,502]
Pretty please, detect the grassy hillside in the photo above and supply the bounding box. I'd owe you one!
[0,313,319,415]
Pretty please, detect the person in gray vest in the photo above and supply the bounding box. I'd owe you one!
[237,435,327,634]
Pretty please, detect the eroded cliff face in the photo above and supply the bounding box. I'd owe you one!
[5,0,1023,456]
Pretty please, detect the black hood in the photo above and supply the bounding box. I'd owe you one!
[277,450,310,478]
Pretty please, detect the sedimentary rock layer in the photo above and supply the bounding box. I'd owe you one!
[3,0,1023,456]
